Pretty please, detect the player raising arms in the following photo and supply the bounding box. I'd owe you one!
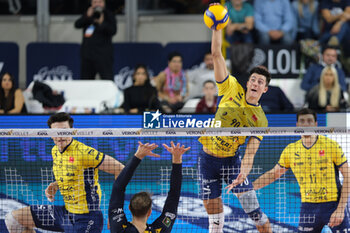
[198,7,272,233]
[251,108,350,233]
[5,112,124,233]
[108,141,190,233]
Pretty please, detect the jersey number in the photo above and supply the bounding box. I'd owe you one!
[230,119,241,127]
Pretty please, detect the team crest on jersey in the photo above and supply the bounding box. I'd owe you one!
[162,216,171,227]
[252,115,258,122]
[69,156,74,163]
[319,150,325,156]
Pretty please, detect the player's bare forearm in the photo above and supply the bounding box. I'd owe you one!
[99,155,125,179]
[240,137,260,177]
[253,165,287,190]
[211,29,228,82]
[337,163,350,211]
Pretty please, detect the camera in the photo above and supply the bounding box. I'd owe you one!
[92,6,103,19]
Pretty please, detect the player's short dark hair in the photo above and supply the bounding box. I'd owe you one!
[249,66,271,86]
[168,51,183,62]
[130,192,152,217]
[47,112,74,128]
[297,108,317,122]
[203,80,215,87]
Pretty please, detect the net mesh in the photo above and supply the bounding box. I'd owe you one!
[0,127,349,233]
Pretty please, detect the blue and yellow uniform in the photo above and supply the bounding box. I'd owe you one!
[30,140,105,233]
[198,75,267,198]
[278,135,350,232]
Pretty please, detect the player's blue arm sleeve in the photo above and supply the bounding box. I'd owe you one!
[108,156,141,232]
[162,163,182,214]
[150,163,182,231]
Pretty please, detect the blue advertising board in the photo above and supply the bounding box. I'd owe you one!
[26,43,81,86]
[0,42,19,88]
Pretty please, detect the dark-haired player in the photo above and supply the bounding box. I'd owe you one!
[5,112,124,233]
[252,108,350,233]
[109,141,190,233]
[198,21,272,232]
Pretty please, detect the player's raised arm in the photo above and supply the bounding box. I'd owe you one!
[150,142,190,230]
[212,29,228,83]
[108,142,159,232]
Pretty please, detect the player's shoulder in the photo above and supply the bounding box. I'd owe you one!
[255,109,268,127]
[318,135,340,147]
[285,139,302,151]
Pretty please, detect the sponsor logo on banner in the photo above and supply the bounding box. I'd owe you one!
[121,130,141,136]
[231,130,242,135]
[166,130,176,135]
[142,130,158,136]
[12,131,29,136]
[0,130,13,136]
[57,130,77,136]
[294,129,304,134]
[37,131,48,136]
[102,130,113,135]
[33,66,73,81]
[314,128,334,134]
[76,131,93,136]
[143,110,221,129]
[185,130,205,135]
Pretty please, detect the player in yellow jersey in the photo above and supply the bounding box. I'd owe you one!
[198,21,272,232]
[251,108,350,233]
[5,112,124,233]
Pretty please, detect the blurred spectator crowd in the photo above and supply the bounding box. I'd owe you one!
[1,0,350,115]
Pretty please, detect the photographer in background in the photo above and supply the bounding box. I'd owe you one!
[75,0,117,80]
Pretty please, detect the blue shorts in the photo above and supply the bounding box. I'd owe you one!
[198,150,253,200]
[298,202,350,233]
[30,205,103,233]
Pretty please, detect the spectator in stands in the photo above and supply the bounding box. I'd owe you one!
[305,66,348,112]
[319,0,350,47]
[195,80,218,113]
[254,0,295,45]
[260,85,294,113]
[292,0,320,41]
[153,52,188,113]
[122,64,160,114]
[225,0,254,44]
[187,51,215,99]
[0,72,26,114]
[301,45,347,92]
[74,0,116,80]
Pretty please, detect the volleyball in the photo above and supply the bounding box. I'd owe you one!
[203,4,229,30]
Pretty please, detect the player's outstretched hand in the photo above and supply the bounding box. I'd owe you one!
[225,173,247,193]
[163,141,190,164]
[328,207,345,227]
[134,141,160,160]
[45,182,59,202]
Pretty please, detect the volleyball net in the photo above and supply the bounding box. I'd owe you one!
[0,127,349,233]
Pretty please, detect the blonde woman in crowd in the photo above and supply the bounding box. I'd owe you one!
[306,66,348,111]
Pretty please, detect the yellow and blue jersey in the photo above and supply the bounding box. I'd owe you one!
[278,135,347,203]
[52,140,105,214]
[199,75,268,157]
